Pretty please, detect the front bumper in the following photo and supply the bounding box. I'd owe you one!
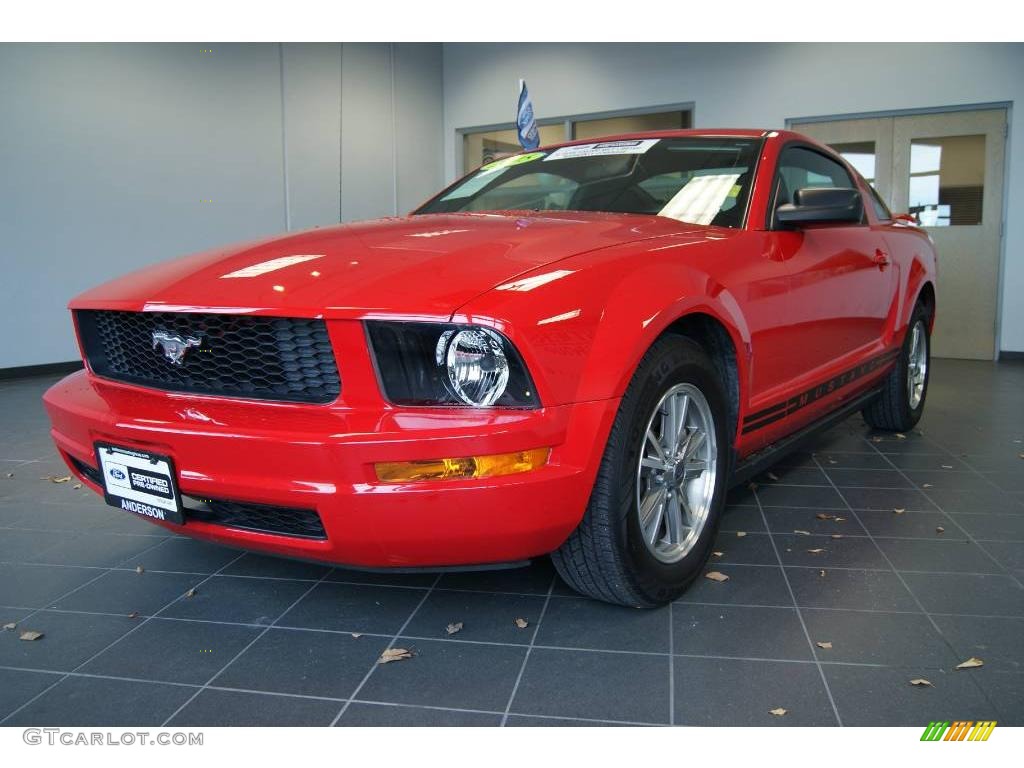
[42,371,618,568]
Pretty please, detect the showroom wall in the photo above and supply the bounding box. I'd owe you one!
[442,43,1024,355]
[0,42,443,369]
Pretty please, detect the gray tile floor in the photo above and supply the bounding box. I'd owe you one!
[1,359,1022,727]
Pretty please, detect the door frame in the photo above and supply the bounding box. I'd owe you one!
[787,102,1013,360]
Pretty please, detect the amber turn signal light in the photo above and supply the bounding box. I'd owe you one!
[375,447,551,483]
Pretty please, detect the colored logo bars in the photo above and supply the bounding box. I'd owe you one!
[920,721,997,741]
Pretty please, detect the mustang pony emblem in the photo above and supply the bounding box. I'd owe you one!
[151,330,203,365]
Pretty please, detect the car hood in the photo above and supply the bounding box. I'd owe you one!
[71,211,705,319]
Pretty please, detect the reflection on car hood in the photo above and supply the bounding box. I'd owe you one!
[71,211,708,319]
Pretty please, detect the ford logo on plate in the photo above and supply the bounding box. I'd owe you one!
[110,468,126,480]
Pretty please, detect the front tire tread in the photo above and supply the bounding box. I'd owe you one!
[552,335,725,608]
[862,302,931,432]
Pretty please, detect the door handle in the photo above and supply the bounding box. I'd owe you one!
[873,249,890,268]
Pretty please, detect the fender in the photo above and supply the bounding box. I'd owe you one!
[886,224,937,335]
[452,232,754,421]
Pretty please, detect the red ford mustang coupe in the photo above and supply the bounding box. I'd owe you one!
[44,129,936,606]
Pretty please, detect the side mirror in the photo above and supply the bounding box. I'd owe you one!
[776,187,863,226]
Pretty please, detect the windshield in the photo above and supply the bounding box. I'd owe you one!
[416,137,761,228]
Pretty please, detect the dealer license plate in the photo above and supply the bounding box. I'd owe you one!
[94,443,184,525]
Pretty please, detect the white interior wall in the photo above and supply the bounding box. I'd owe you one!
[282,43,341,231]
[2,42,1020,367]
[0,42,443,369]
[442,42,1024,354]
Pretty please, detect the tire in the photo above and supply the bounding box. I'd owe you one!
[862,301,932,432]
[551,335,730,607]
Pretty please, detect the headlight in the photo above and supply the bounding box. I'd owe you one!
[366,321,539,408]
[436,328,510,405]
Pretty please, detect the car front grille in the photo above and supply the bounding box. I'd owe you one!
[182,496,327,539]
[76,310,340,403]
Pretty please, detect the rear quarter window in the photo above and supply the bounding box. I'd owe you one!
[867,183,892,221]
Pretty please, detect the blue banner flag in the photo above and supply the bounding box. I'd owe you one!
[516,79,540,150]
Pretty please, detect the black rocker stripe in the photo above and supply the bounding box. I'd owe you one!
[742,349,901,435]
[745,400,788,424]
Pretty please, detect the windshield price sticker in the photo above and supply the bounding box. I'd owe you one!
[544,139,660,161]
[479,151,546,173]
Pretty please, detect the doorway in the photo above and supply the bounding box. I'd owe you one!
[792,108,1008,360]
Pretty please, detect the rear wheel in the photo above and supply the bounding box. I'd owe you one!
[551,335,729,607]
[862,301,932,432]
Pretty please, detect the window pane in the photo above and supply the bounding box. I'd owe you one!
[829,140,890,220]
[776,147,854,204]
[462,124,564,173]
[909,134,985,227]
[573,111,689,141]
[867,185,892,221]
[831,141,877,185]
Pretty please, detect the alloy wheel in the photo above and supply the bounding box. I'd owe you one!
[635,383,718,564]
[907,320,928,410]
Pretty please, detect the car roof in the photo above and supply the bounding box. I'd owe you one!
[538,128,810,150]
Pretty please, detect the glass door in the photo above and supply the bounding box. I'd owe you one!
[891,109,1006,360]
[795,108,1007,360]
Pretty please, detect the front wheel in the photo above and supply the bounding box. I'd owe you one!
[862,301,932,432]
[551,335,729,607]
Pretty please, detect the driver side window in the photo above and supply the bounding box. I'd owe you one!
[771,146,859,227]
